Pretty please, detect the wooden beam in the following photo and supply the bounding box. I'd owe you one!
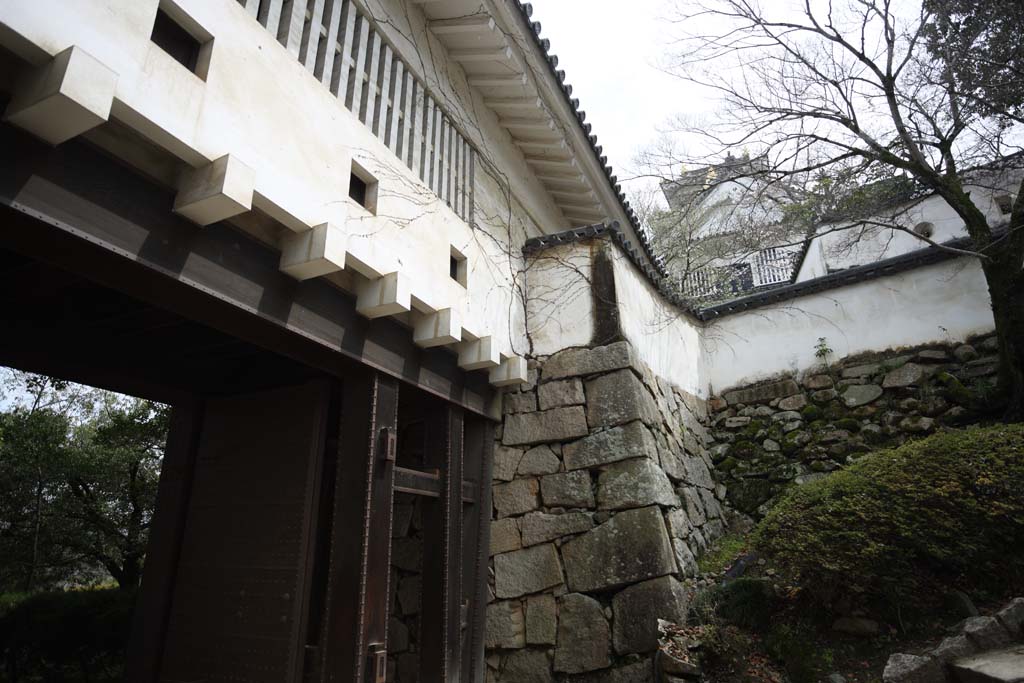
[449,47,513,63]
[525,156,577,170]
[483,96,543,111]
[467,73,528,88]
[499,117,555,131]
[429,15,495,34]
[461,418,494,683]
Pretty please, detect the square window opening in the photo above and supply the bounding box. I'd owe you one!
[350,160,379,214]
[151,3,213,79]
[450,247,467,288]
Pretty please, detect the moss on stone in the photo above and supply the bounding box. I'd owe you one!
[936,371,972,406]
[800,405,822,421]
[834,418,861,432]
[728,440,761,460]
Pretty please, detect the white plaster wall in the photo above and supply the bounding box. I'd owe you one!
[611,250,705,397]
[800,184,1015,280]
[704,257,995,392]
[524,242,595,357]
[0,0,565,360]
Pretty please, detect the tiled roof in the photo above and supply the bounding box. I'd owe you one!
[511,2,666,277]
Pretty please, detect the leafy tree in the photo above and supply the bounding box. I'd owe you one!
[650,0,1024,419]
[0,370,168,591]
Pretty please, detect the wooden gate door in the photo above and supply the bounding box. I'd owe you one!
[158,381,332,683]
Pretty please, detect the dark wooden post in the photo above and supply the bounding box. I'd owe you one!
[421,405,466,682]
[320,370,399,683]
[125,398,203,683]
[461,417,494,683]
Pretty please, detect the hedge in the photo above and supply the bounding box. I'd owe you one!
[755,424,1024,616]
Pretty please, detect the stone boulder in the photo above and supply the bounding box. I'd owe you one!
[554,593,610,673]
[586,369,661,428]
[561,506,676,592]
[882,363,925,388]
[490,518,521,556]
[842,384,883,407]
[723,379,800,405]
[882,654,944,683]
[597,458,677,510]
[504,407,589,446]
[612,575,689,654]
[563,421,658,471]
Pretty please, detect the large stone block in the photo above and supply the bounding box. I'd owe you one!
[563,421,658,471]
[520,511,593,546]
[518,445,561,476]
[499,649,554,683]
[883,363,925,388]
[843,384,883,407]
[683,455,715,490]
[543,341,637,380]
[541,471,595,508]
[597,458,677,510]
[723,379,799,405]
[561,506,676,592]
[490,518,522,556]
[493,479,540,519]
[612,576,690,654]
[526,594,557,645]
[554,593,610,673]
[882,653,944,683]
[538,378,585,410]
[586,369,660,428]
[571,661,652,683]
[493,446,524,482]
[494,543,564,598]
[504,407,589,446]
[485,600,525,649]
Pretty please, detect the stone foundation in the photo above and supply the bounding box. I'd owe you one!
[707,334,1001,517]
[485,341,725,681]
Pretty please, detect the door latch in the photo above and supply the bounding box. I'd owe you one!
[379,426,397,463]
[368,643,387,683]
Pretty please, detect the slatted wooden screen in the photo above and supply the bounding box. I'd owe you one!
[236,0,477,225]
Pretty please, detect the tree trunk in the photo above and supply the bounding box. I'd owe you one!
[981,260,1024,422]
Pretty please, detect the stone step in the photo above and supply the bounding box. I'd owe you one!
[950,645,1024,683]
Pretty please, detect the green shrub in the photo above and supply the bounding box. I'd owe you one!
[755,424,1024,618]
[691,578,779,629]
[0,588,135,681]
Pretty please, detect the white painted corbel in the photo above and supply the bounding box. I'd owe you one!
[173,154,255,226]
[4,46,118,145]
[356,272,411,318]
[279,223,347,280]
[458,336,501,371]
[413,308,462,348]
[489,356,528,387]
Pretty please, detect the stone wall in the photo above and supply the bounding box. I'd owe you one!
[707,334,1001,518]
[485,341,726,682]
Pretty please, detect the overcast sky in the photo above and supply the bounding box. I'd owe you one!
[528,0,709,196]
